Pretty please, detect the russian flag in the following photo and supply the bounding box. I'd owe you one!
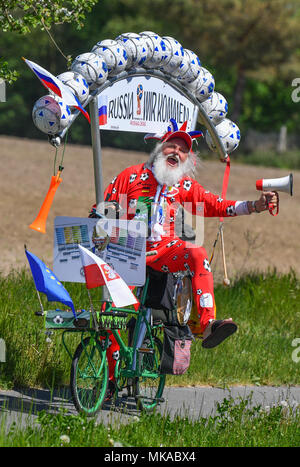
[23,58,90,124]
[78,245,139,308]
[98,95,108,126]
[73,94,91,124]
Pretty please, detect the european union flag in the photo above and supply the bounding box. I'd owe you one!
[25,249,77,318]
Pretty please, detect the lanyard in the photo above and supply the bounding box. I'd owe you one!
[148,183,167,241]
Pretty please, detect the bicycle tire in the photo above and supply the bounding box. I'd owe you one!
[135,335,166,412]
[70,336,108,416]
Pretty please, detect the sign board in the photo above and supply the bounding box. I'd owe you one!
[98,75,197,133]
[53,216,146,286]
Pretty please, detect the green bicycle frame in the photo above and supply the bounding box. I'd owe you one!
[61,274,162,380]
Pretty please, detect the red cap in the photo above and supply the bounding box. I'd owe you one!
[256,179,263,191]
[162,130,193,151]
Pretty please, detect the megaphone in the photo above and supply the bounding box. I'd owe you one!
[256,173,293,216]
[256,173,293,196]
[29,171,62,234]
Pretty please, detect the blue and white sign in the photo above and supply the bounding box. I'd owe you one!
[97,75,197,133]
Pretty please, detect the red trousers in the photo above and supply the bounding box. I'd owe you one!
[104,237,216,382]
[146,237,216,332]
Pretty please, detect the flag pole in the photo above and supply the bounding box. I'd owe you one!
[24,244,45,315]
[89,96,104,207]
[35,289,45,316]
[87,289,99,332]
[89,96,110,303]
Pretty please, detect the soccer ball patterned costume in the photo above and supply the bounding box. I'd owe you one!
[99,162,247,382]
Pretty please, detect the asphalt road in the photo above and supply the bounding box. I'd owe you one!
[1,385,300,432]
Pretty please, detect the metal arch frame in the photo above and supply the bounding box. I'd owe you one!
[56,68,228,205]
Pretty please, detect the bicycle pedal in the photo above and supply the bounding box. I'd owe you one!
[156,397,165,403]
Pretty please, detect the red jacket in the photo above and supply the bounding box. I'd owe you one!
[103,163,238,237]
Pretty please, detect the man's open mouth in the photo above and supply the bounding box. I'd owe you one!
[166,155,179,167]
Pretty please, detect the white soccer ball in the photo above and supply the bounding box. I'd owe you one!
[160,36,184,74]
[186,67,215,102]
[92,39,128,76]
[176,49,202,84]
[205,118,241,154]
[71,52,108,89]
[32,95,71,135]
[172,51,189,80]
[53,315,64,325]
[116,32,148,68]
[56,71,89,105]
[139,31,167,68]
[201,91,228,125]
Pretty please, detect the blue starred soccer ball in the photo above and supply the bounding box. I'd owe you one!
[186,67,215,102]
[71,52,108,89]
[160,36,184,74]
[32,95,71,135]
[139,31,167,69]
[115,33,148,68]
[56,71,89,105]
[176,49,202,84]
[205,118,241,154]
[201,91,228,125]
[91,39,128,76]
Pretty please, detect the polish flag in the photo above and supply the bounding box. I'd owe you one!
[78,245,139,308]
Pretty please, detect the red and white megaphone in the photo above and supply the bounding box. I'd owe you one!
[256,173,293,216]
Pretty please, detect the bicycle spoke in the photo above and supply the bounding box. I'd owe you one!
[70,337,108,415]
[135,336,166,411]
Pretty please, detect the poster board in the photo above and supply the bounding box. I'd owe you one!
[53,216,146,286]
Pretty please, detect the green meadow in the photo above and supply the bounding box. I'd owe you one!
[0,268,299,389]
[0,269,299,447]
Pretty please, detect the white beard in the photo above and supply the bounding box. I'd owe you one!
[148,143,195,187]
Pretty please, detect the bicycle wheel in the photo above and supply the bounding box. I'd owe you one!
[70,336,108,415]
[135,335,166,412]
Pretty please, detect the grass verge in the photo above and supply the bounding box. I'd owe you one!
[0,393,299,447]
[0,268,299,389]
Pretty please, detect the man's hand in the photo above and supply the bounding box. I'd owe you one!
[254,191,279,213]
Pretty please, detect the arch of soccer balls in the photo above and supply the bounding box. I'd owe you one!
[32,31,241,154]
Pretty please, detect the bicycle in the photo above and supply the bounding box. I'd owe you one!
[40,258,194,416]
[34,207,195,416]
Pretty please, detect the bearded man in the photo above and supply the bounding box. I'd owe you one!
[90,122,278,397]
